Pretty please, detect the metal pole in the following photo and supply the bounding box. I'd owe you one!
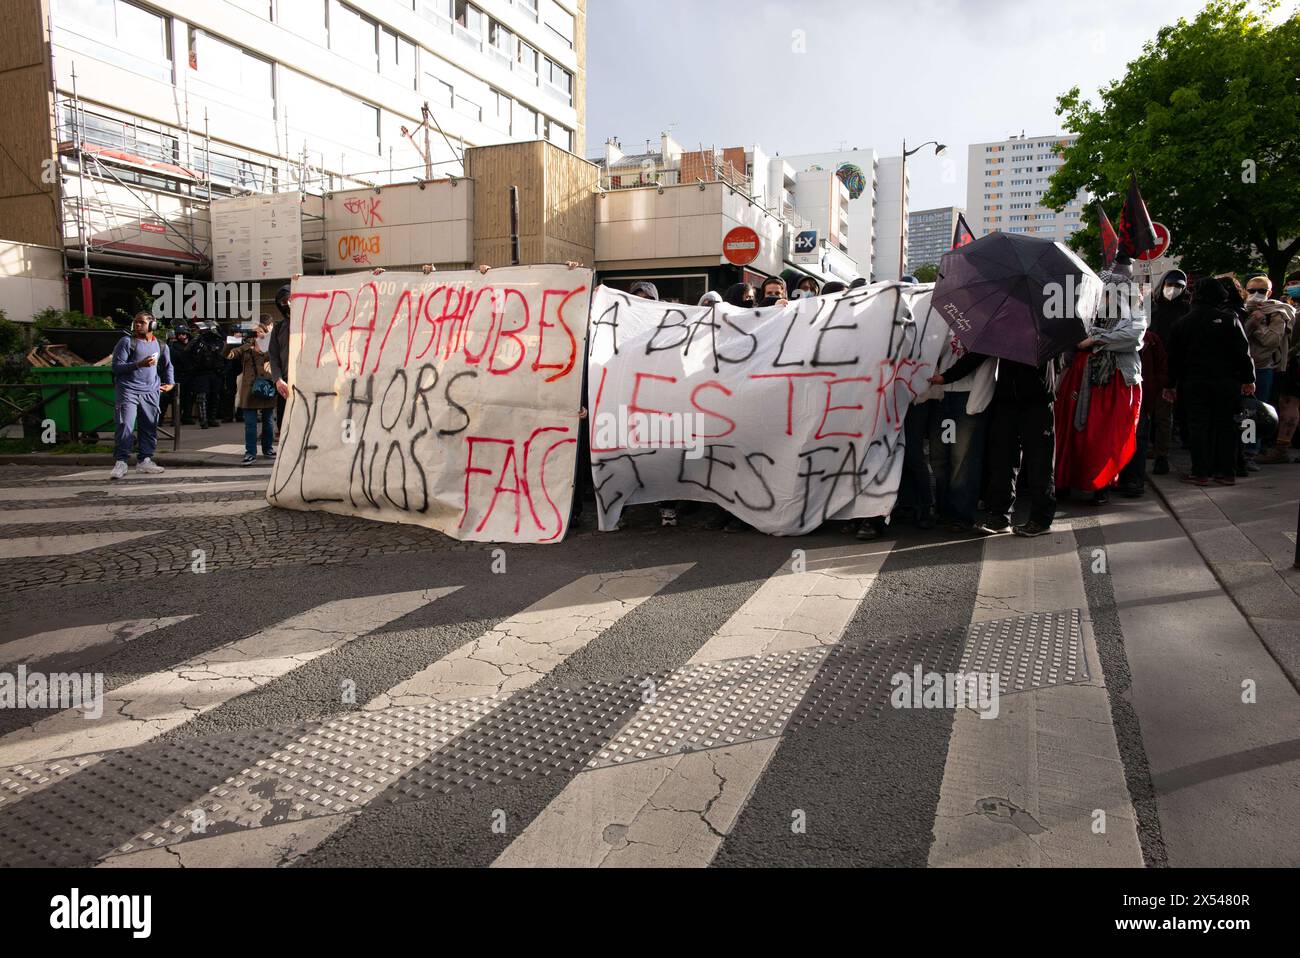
[509,185,520,266]
[71,65,92,312]
[422,102,433,181]
[898,139,907,281]
[1294,500,1300,569]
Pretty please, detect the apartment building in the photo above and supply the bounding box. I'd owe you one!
[779,148,907,282]
[907,206,963,271]
[965,133,1086,242]
[0,0,585,319]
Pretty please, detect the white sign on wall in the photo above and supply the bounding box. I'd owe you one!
[267,265,591,544]
[586,283,947,534]
[325,181,472,271]
[212,191,303,282]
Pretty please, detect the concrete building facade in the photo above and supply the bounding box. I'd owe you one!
[965,133,1087,243]
[779,147,907,282]
[0,0,586,321]
[907,206,963,272]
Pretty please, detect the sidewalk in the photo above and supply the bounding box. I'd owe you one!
[0,420,258,468]
[1149,453,1300,689]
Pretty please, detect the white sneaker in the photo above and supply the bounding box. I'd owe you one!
[136,458,165,475]
[110,460,128,480]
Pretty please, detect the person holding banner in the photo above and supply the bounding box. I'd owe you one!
[932,353,1062,537]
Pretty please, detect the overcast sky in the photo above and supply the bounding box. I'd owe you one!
[586,0,1217,211]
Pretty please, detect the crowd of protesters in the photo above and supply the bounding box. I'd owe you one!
[600,261,1299,539]
[113,261,1300,536]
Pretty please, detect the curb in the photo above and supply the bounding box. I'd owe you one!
[0,454,237,467]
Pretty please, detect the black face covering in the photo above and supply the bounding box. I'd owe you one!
[276,299,290,319]
[761,295,778,307]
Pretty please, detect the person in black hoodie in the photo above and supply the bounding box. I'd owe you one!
[930,353,1063,537]
[1147,269,1191,473]
[1165,277,1256,485]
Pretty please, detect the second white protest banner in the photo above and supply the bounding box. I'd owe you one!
[268,265,590,543]
[587,284,948,534]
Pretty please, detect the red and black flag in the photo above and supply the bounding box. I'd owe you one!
[1115,172,1157,258]
[1096,201,1119,267]
[951,212,975,250]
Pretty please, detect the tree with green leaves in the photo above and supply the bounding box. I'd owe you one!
[913,264,939,283]
[1044,1,1300,289]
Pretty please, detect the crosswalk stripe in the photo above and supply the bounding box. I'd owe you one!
[0,588,458,769]
[927,528,1143,867]
[493,543,893,868]
[98,564,694,866]
[194,444,246,455]
[0,616,193,669]
[1,480,268,502]
[0,530,165,560]
[51,467,271,482]
[368,565,695,710]
[0,499,266,526]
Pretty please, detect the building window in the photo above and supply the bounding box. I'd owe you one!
[187,28,274,113]
[488,20,516,68]
[513,0,539,21]
[544,2,574,48]
[277,0,327,45]
[514,101,538,137]
[416,0,453,27]
[424,73,454,107]
[516,40,539,79]
[454,94,482,122]
[543,57,572,105]
[331,1,378,70]
[454,0,484,48]
[52,0,173,83]
[381,27,417,89]
[488,88,511,134]
[544,117,571,152]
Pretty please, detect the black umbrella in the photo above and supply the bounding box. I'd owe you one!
[933,233,1101,365]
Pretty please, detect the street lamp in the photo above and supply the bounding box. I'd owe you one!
[899,139,946,280]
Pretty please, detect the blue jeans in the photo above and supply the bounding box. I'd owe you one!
[244,406,274,456]
[901,399,942,516]
[1249,369,1276,452]
[114,390,159,462]
[930,391,988,526]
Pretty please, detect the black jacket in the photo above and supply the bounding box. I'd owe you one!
[941,351,1061,403]
[170,339,195,378]
[269,316,291,385]
[1167,305,1255,386]
[1150,270,1192,346]
[189,332,227,375]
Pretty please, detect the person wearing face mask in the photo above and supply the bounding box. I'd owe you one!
[790,276,820,299]
[1246,276,1298,464]
[1165,277,1256,485]
[1147,269,1191,475]
[722,283,758,309]
[757,276,789,308]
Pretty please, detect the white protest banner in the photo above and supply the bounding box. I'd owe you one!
[587,284,947,534]
[268,266,591,543]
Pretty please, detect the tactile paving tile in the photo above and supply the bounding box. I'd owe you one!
[4,610,1092,865]
[385,672,663,804]
[0,724,313,868]
[586,647,828,769]
[0,755,102,811]
[109,696,509,858]
[786,623,972,732]
[958,609,1087,693]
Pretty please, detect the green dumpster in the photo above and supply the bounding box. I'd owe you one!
[29,366,117,435]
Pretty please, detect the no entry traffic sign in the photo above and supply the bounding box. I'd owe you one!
[723,226,761,266]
